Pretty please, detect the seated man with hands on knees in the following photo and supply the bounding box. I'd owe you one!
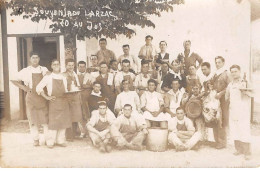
[141,79,170,128]
[86,101,116,153]
[168,107,201,151]
[110,104,148,151]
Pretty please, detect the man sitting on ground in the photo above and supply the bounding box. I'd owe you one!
[110,104,148,151]
[168,107,201,151]
[87,101,116,153]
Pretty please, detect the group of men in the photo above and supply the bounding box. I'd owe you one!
[12,35,253,160]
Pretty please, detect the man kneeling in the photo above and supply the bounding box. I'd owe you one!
[168,107,201,151]
[86,101,116,153]
[110,104,148,151]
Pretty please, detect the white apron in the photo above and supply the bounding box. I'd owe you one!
[229,81,251,142]
[143,93,170,121]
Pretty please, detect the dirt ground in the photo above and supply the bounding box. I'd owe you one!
[0,119,260,168]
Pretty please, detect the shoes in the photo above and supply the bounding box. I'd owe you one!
[233,151,242,156]
[215,143,226,149]
[33,140,40,147]
[56,143,67,147]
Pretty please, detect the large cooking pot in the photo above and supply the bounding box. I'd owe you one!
[185,99,202,119]
[146,127,169,152]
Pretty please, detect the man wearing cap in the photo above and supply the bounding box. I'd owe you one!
[11,52,49,146]
[96,38,116,66]
[110,104,148,151]
[168,107,201,151]
[87,101,116,153]
[177,40,203,76]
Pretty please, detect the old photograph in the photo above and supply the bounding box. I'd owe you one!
[0,0,260,168]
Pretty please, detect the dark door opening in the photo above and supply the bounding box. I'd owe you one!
[18,35,59,119]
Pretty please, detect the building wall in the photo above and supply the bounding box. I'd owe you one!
[0,14,4,92]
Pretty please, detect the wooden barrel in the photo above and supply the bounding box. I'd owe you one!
[146,127,168,152]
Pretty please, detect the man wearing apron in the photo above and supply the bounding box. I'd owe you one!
[86,101,116,153]
[36,59,71,148]
[114,80,141,116]
[225,65,252,160]
[110,104,148,151]
[63,58,83,141]
[164,79,186,117]
[11,52,49,146]
[77,61,90,138]
[95,62,117,113]
[134,60,152,96]
[168,107,201,151]
[212,56,231,149]
[141,79,170,128]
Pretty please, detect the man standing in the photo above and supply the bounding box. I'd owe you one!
[96,38,116,65]
[168,107,201,151]
[114,80,141,116]
[11,52,49,146]
[96,62,117,113]
[110,104,148,151]
[63,58,83,141]
[200,62,214,92]
[114,59,136,94]
[155,41,173,70]
[225,65,252,160]
[87,101,116,153]
[141,79,170,128]
[138,35,158,71]
[118,44,140,73]
[77,61,90,138]
[177,40,203,75]
[212,56,230,149]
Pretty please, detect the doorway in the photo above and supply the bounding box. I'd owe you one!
[17,35,60,119]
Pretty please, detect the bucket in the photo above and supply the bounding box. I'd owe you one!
[146,127,169,152]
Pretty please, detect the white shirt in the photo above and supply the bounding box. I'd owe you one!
[168,116,195,133]
[14,65,48,89]
[83,72,96,85]
[140,91,164,112]
[200,72,214,85]
[134,73,151,89]
[118,54,140,73]
[87,109,116,127]
[114,71,136,87]
[115,91,140,111]
[36,73,68,96]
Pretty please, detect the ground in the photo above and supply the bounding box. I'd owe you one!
[0,119,260,168]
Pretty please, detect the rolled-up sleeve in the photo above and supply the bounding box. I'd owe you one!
[168,118,177,133]
[87,111,98,127]
[186,118,195,132]
[36,75,49,95]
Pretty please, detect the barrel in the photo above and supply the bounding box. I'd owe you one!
[146,127,169,152]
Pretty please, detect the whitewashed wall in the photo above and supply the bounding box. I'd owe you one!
[0,14,4,92]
